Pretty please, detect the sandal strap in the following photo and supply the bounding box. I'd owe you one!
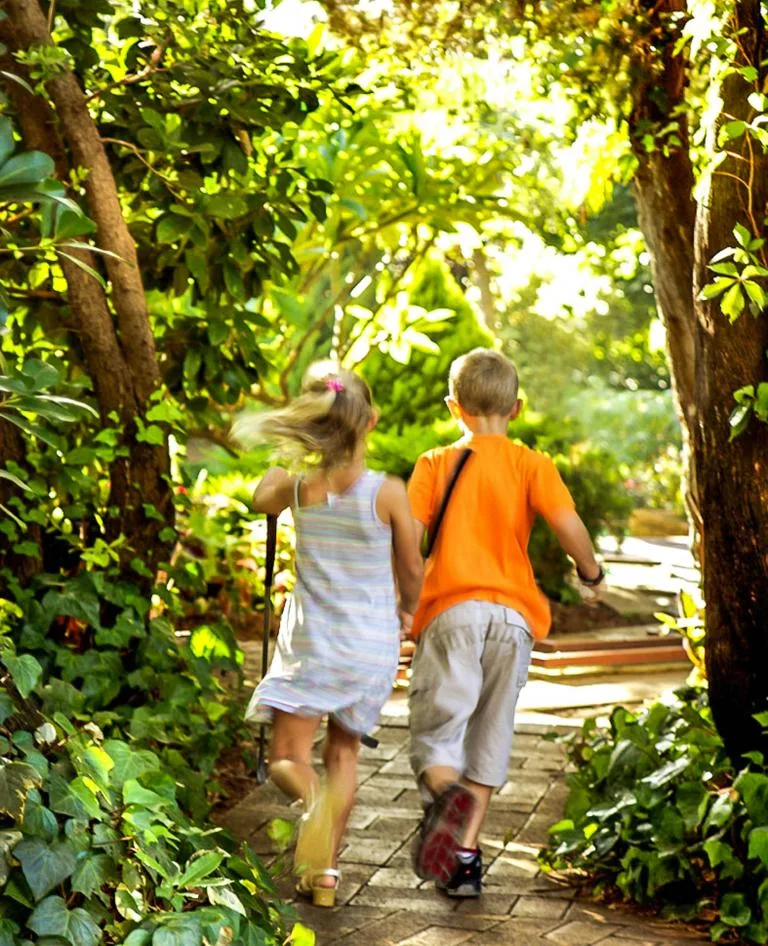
[316,868,341,880]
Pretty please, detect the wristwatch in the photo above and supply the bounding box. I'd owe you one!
[577,564,605,587]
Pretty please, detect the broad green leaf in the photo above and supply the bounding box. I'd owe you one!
[115,885,145,923]
[56,251,106,288]
[4,653,42,698]
[744,280,766,310]
[0,118,14,166]
[71,853,118,899]
[205,194,248,219]
[0,150,54,188]
[15,838,77,901]
[0,470,29,491]
[729,403,752,440]
[0,411,61,449]
[0,830,21,885]
[734,223,752,247]
[720,892,751,927]
[28,896,100,946]
[177,851,224,888]
[699,277,734,300]
[721,283,745,321]
[123,779,169,808]
[288,923,315,946]
[207,883,246,916]
[42,587,101,630]
[722,120,746,141]
[104,740,160,788]
[639,755,691,789]
[152,915,201,946]
[0,760,42,821]
[735,771,768,825]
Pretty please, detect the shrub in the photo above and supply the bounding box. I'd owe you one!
[542,687,768,944]
[361,255,495,430]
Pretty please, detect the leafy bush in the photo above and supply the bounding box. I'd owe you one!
[542,687,768,944]
[177,473,295,638]
[361,254,495,430]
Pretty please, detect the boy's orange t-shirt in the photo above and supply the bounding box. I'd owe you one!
[407,434,575,641]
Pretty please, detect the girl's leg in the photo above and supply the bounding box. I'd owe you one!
[323,717,361,877]
[268,709,322,804]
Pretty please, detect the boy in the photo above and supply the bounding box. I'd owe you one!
[406,348,604,897]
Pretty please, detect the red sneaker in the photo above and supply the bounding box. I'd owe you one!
[413,784,476,884]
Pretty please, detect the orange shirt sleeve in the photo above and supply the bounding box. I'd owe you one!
[407,453,436,527]
[528,454,576,523]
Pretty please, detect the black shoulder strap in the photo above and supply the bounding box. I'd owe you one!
[424,448,472,559]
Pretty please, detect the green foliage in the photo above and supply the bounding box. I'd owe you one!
[361,255,494,429]
[0,685,287,944]
[542,690,768,944]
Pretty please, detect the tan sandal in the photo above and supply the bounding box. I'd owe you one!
[296,867,341,908]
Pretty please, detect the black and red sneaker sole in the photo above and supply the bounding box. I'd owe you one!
[415,785,476,885]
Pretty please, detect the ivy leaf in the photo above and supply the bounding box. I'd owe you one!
[28,895,100,946]
[42,587,101,630]
[4,653,42,698]
[71,853,118,899]
[177,851,224,888]
[0,760,42,821]
[15,838,77,901]
[640,755,691,789]
[748,826,768,867]
[0,830,22,885]
[720,892,751,927]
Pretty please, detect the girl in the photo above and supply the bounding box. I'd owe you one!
[236,363,423,907]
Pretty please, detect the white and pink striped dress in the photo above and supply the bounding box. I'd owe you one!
[245,469,400,735]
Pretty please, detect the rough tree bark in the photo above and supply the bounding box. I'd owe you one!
[692,0,768,763]
[0,0,174,579]
[629,0,701,539]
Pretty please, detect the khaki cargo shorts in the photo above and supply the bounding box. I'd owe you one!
[408,601,533,788]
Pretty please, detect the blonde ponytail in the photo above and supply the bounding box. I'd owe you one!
[232,362,374,470]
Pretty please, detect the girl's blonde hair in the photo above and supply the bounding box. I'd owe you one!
[232,362,374,470]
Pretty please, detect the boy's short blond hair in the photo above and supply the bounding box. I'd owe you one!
[449,348,519,417]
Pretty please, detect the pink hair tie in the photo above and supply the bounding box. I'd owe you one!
[325,378,345,393]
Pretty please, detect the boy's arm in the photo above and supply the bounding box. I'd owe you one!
[252,467,294,516]
[530,457,603,587]
[548,509,603,585]
[378,477,424,615]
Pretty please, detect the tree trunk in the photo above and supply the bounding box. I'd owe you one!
[693,0,768,763]
[628,0,701,541]
[1,1,174,579]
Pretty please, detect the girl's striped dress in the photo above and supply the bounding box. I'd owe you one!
[245,469,400,735]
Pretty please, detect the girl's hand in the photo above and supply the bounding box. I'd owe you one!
[398,609,414,641]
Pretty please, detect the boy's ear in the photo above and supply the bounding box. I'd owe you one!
[444,396,462,421]
[367,410,379,433]
[509,399,523,422]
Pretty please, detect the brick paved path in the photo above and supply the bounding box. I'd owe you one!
[220,712,710,946]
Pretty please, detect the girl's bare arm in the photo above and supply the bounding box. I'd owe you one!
[252,467,294,516]
[378,477,424,614]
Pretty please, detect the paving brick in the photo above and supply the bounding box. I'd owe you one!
[350,885,459,914]
[368,866,422,888]
[465,919,559,943]
[340,835,404,864]
[396,927,473,946]
[545,920,621,944]
[453,893,517,916]
[511,896,570,920]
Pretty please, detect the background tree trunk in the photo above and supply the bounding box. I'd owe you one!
[0,1,174,580]
[693,0,768,763]
[628,0,701,541]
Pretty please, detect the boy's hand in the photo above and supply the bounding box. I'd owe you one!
[577,566,605,606]
[398,608,414,641]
